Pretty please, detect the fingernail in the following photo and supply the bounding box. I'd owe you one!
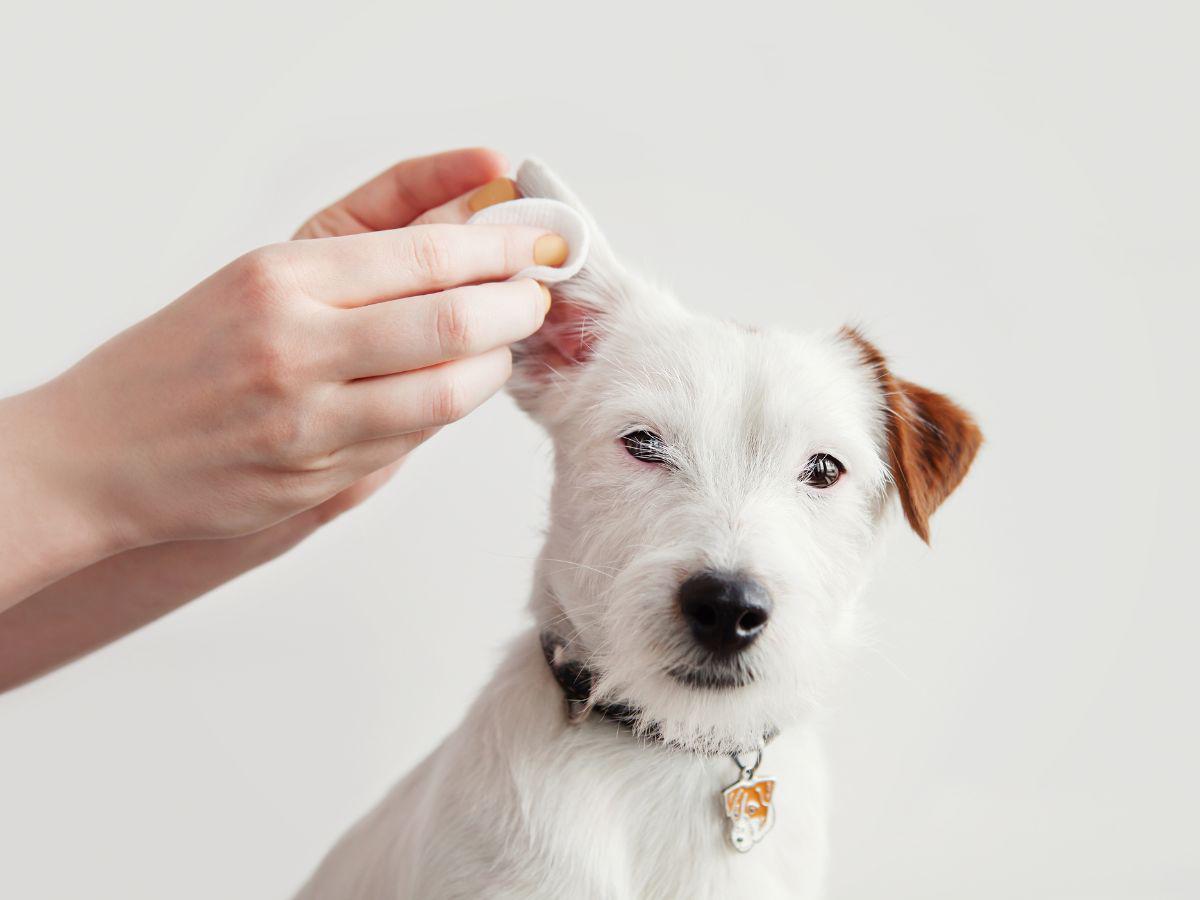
[537,282,552,314]
[467,177,519,212]
[534,234,569,267]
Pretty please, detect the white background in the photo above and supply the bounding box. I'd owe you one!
[1,2,1196,897]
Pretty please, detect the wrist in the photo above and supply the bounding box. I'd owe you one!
[0,382,133,609]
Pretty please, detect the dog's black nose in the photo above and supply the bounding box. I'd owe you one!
[677,571,772,655]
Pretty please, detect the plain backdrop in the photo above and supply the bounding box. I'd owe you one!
[1,2,1197,898]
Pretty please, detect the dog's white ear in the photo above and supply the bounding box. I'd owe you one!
[515,159,618,271]
[508,160,650,417]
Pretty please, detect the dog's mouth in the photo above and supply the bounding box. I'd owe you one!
[666,661,757,690]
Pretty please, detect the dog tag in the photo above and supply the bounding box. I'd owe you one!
[722,754,776,853]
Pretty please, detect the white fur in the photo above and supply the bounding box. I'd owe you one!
[295,163,908,899]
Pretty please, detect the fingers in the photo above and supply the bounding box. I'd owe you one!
[328,279,549,379]
[326,346,513,445]
[293,148,508,238]
[334,433,438,485]
[290,224,569,308]
[410,177,520,226]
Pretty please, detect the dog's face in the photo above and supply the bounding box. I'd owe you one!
[512,164,982,754]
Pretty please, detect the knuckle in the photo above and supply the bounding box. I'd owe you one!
[232,244,298,307]
[433,293,477,358]
[406,227,454,285]
[242,331,297,397]
[257,407,322,467]
[426,373,469,425]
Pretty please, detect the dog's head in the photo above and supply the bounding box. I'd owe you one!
[512,162,982,754]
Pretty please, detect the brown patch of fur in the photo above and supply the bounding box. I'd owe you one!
[724,779,775,828]
[840,327,983,543]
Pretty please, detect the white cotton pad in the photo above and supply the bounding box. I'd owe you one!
[467,196,590,283]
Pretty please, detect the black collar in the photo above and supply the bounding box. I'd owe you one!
[540,631,778,753]
[540,631,657,737]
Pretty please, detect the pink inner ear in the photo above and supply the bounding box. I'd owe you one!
[541,299,595,369]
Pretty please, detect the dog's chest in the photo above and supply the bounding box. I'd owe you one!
[497,730,826,899]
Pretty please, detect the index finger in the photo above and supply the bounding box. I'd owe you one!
[288,223,569,308]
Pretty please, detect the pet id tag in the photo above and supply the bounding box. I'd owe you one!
[722,750,776,853]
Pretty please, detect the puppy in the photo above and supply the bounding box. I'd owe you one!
[295,162,982,899]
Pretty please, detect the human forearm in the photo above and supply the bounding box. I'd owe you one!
[0,462,396,692]
[0,506,319,691]
[0,384,124,611]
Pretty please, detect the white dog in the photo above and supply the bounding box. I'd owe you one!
[295,163,982,899]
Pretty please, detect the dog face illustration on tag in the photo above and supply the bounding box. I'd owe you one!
[722,774,776,852]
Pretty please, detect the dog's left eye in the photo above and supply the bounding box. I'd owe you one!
[621,430,670,465]
[800,453,844,488]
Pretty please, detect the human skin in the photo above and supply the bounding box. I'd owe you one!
[0,148,562,691]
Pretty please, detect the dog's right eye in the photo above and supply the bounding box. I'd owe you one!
[800,453,845,488]
[621,430,670,465]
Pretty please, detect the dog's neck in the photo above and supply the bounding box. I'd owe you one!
[538,622,779,757]
[539,630,653,735]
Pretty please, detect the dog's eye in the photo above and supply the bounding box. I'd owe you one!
[800,453,844,488]
[621,430,670,465]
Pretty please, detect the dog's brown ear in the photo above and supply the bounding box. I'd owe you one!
[841,328,983,543]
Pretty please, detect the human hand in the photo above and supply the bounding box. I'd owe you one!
[4,148,559,597]
[0,148,562,682]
